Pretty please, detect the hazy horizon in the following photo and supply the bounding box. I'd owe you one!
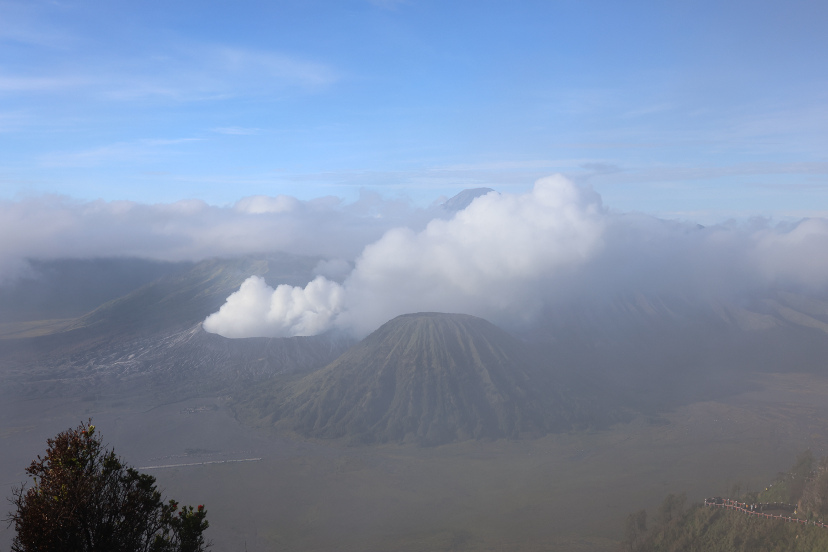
[1,1,826,216]
[2,3,828,552]
[3,0,827,337]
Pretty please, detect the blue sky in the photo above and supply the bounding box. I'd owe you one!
[1,0,826,223]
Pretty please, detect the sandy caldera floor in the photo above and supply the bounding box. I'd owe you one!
[2,371,828,552]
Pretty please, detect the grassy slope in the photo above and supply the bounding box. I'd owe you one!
[635,506,828,552]
[627,452,827,551]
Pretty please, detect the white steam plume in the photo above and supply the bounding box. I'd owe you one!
[204,174,828,339]
[203,276,344,338]
[204,175,607,337]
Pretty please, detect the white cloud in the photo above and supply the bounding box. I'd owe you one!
[205,175,607,337]
[0,43,337,103]
[336,175,605,334]
[751,218,828,287]
[203,175,828,339]
[7,173,828,338]
[0,190,447,283]
[233,195,300,214]
[203,276,344,337]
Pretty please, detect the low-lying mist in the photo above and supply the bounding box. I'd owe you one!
[0,190,452,284]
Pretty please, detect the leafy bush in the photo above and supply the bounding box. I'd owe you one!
[6,420,210,552]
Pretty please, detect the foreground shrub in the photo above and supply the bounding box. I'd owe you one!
[6,420,209,552]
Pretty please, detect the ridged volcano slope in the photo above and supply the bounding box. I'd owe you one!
[265,313,610,445]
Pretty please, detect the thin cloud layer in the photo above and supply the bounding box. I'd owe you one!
[0,192,442,284]
[0,43,336,102]
[203,175,828,339]
[6,174,828,336]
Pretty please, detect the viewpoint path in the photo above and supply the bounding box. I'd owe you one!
[704,498,828,528]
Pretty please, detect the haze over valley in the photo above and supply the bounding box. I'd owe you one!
[3,185,828,550]
[1,2,827,550]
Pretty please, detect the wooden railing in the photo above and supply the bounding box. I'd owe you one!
[704,498,827,527]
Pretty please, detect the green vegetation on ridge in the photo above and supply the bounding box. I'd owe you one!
[622,451,828,552]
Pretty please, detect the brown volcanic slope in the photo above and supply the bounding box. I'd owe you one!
[243,312,615,446]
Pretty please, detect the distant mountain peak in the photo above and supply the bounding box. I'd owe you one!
[441,188,495,212]
[247,312,613,446]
